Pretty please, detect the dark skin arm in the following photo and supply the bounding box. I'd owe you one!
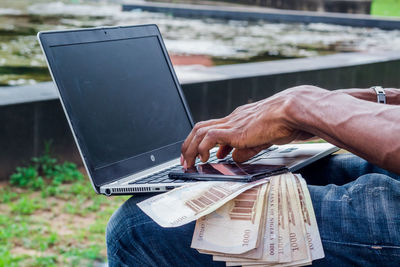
[336,87,400,104]
[181,85,400,174]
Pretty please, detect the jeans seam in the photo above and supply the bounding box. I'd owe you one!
[322,239,400,249]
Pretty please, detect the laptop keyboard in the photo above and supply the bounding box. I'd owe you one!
[128,146,279,185]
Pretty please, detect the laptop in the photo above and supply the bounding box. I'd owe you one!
[38,24,338,196]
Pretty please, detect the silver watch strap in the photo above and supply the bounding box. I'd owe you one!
[371,86,386,104]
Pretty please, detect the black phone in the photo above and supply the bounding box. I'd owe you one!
[168,162,288,182]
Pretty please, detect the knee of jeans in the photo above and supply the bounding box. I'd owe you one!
[349,173,400,244]
[346,172,400,215]
[106,196,152,245]
[106,197,138,252]
[106,205,124,253]
[352,173,393,189]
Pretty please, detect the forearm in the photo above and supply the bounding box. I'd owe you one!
[287,88,400,174]
[335,87,400,105]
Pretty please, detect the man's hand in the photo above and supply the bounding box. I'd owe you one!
[181,85,400,174]
[180,86,316,168]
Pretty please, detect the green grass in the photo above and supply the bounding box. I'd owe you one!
[10,197,44,215]
[371,0,400,17]
[0,149,129,266]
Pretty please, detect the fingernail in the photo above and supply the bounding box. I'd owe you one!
[180,154,184,165]
[183,160,187,169]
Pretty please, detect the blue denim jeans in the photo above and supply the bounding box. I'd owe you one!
[106,154,400,267]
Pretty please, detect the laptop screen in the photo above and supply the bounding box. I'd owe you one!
[49,35,192,171]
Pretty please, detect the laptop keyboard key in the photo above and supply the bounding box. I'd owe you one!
[150,178,168,183]
[160,178,175,183]
[133,179,148,184]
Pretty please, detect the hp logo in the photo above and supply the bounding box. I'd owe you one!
[150,155,155,162]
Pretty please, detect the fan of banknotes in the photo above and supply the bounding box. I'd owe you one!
[138,173,323,267]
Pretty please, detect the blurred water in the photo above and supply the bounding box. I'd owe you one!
[1,1,400,86]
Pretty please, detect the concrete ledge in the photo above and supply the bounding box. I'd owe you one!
[1,51,400,179]
[176,51,400,84]
[122,1,400,30]
[0,82,56,106]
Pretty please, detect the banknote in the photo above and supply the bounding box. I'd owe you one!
[221,175,281,263]
[237,174,287,263]
[295,174,324,261]
[240,261,311,267]
[237,176,317,267]
[285,175,309,262]
[213,173,309,266]
[137,178,271,227]
[265,174,279,262]
[207,184,269,260]
[139,171,324,266]
[235,175,313,266]
[277,175,291,263]
[191,183,268,254]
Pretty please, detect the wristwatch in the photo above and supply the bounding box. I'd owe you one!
[371,86,386,104]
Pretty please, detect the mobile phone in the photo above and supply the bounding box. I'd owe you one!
[168,162,288,182]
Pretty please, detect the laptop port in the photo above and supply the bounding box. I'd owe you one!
[166,186,175,190]
[155,187,160,191]
[105,188,112,196]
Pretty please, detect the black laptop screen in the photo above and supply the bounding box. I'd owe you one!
[50,36,192,170]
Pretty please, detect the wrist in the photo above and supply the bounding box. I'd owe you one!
[383,88,400,104]
[283,85,330,135]
[335,88,376,102]
[336,88,400,104]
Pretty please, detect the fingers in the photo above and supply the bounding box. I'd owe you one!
[216,145,233,159]
[181,119,224,156]
[232,144,271,163]
[185,129,236,167]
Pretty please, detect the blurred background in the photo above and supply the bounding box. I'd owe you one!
[1,0,400,86]
[1,0,399,266]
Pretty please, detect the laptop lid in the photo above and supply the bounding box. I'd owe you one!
[38,25,194,192]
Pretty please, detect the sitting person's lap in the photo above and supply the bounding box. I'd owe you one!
[106,154,400,267]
